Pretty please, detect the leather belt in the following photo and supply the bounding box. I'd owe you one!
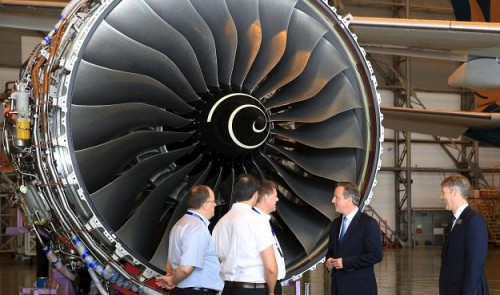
[183,287,219,294]
[224,281,267,289]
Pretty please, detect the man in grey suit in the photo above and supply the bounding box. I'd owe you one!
[439,174,489,295]
[325,182,382,295]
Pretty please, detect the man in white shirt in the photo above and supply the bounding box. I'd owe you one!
[254,180,286,295]
[213,174,277,295]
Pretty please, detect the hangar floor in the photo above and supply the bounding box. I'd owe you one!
[1,246,499,295]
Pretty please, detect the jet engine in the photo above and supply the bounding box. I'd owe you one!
[2,0,382,293]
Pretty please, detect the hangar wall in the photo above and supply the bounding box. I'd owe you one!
[368,89,500,241]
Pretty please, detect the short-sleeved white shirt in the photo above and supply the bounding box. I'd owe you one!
[213,202,275,283]
[253,207,286,280]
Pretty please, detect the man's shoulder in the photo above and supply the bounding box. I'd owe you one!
[213,207,241,229]
[174,217,206,234]
[359,211,378,223]
[462,207,487,224]
[217,208,267,226]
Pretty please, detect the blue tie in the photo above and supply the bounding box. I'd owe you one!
[339,216,348,243]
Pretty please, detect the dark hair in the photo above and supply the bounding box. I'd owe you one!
[257,180,277,203]
[187,185,212,209]
[336,182,360,206]
[441,174,470,199]
[233,174,260,202]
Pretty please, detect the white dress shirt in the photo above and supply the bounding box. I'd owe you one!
[253,207,286,280]
[213,203,275,283]
[340,208,359,239]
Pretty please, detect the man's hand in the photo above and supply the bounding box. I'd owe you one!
[332,258,343,269]
[156,274,175,290]
[325,257,343,270]
[325,257,335,271]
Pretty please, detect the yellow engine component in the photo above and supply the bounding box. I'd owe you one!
[15,119,31,140]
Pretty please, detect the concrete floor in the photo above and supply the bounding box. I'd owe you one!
[294,246,500,295]
[1,246,499,294]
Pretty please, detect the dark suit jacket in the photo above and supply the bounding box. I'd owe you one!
[326,211,382,295]
[440,206,489,295]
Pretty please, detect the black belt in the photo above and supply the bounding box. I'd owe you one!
[224,281,267,289]
[182,287,219,294]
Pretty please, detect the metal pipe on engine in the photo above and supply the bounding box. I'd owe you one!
[41,0,81,45]
[43,245,76,281]
[87,268,109,295]
[72,236,140,293]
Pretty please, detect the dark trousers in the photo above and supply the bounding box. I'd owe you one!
[221,284,281,295]
[222,286,267,295]
[172,288,218,295]
[275,281,282,295]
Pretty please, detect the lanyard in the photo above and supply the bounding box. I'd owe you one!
[253,208,283,257]
[185,211,208,226]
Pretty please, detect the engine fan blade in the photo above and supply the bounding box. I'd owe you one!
[243,0,298,92]
[105,0,207,93]
[82,22,199,102]
[265,38,349,108]
[272,110,364,149]
[258,153,336,220]
[274,223,307,266]
[267,143,358,183]
[270,72,361,123]
[76,131,192,193]
[90,144,197,230]
[207,165,224,197]
[116,155,203,260]
[72,61,194,114]
[218,166,235,208]
[71,103,191,150]
[276,199,331,255]
[253,9,327,99]
[225,0,261,89]
[144,0,219,87]
[189,0,237,86]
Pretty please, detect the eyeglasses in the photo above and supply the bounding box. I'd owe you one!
[205,200,216,204]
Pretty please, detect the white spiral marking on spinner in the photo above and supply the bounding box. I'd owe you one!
[228,104,268,149]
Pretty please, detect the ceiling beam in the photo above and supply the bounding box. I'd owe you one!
[0,12,57,31]
[0,0,67,8]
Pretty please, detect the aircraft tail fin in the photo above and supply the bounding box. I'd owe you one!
[475,90,500,109]
[451,0,500,22]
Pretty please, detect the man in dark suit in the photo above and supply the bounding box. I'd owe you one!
[439,174,489,295]
[325,182,382,295]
